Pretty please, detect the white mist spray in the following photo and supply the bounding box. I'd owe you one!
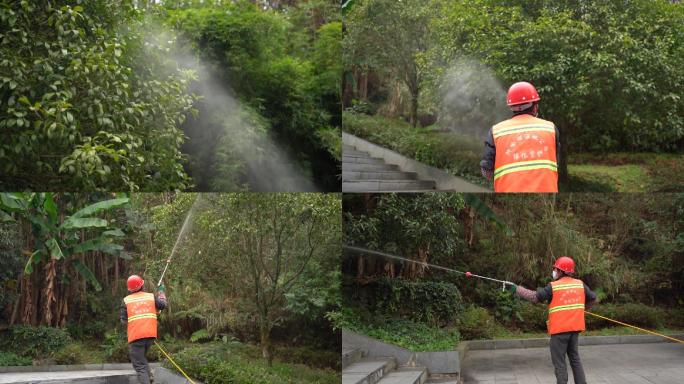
[438,58,510,139]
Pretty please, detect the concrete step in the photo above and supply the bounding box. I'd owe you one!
[343,155,386,165]
[343,180,436,192]
[0,370,138,384]
[343,348,364,369]
[343,358,396,384]
[345,149,372,157]
[343,171,419,181]
[343,144,358,151]
[343,163,400,172]
[377,368,428,384]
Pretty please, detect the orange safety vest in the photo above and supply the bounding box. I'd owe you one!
[492,114,558,193]
[124,291,158,343]
[547,277,586,335]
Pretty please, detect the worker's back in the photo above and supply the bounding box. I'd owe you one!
[492,114,558,193]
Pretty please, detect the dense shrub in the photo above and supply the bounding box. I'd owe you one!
[102,330,130,363]
[1,326,70,359]
[371,278,464,325]
[0,1,196,190]
[586,304,668,330]
[458,306,503,340]
[167,343,338,384]
[53,343,94,365]
[0,351,32,366]
[275,346,341,371]
[331,307,460,351]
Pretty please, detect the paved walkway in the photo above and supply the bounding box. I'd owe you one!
[0,370,136,383]
[462,342,684,384]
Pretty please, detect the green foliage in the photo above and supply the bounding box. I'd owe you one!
[275,346,341,371]
[53,343,98,365]
[458,306,504,340]
[332,307,460,351]
[190,329,212,343]
[0,1,196,190]
[101,329,130,363]
[1,326,70,359]
[343,112,485,185]
[0,351,32,367]
[165,342,339,384]
[371,278,464,325]
[0,222,21,309]
[587,304,668,330]
[167,3,341,190]
[0,193,129,291]
[431,0,684,153]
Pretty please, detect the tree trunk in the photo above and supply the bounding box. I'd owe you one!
[410,91,419,128]
[259,319,273,367]
[43,259,57,326]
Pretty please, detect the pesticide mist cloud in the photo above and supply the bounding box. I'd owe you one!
[147,24,317,192]
[438,59,510,139]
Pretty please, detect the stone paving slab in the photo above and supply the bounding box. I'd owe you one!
[377,369,426,384]
[343,358,396,384]
[0,370,137,384]
[462,342,684,384]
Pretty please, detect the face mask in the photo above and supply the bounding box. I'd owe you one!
[552,270,559,280]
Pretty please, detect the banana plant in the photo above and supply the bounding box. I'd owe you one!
[0,192,130,291]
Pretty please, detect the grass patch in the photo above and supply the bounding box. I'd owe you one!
[343,111,489,188]
[567,152,684,192]
[332,307,460,352]
[167,341,339,384]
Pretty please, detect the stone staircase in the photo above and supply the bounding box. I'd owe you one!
[342,348,454,384]
[342,145,437,192]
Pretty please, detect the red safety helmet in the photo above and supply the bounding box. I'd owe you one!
[554,256,575,274]
[127,275,144,292]
[507,82,540,108]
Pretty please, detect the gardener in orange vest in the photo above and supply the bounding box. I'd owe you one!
[504,257,597,384]
[120,275,167,384]
[481,81,560,192]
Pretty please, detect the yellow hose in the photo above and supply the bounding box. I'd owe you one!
[154,340,197,384]
[585,311,684,344]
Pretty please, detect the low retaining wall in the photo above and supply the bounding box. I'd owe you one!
[343,132,490,193]
[464,333,684,350]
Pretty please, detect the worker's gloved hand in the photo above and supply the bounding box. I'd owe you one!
[157,284,165,293]
[504,281,517,294]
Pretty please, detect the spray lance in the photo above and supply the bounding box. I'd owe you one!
[344,245,684,344]
[343,245,511,291]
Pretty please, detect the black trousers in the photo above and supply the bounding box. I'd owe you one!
[129,338,155,384]
[550,332,587,384]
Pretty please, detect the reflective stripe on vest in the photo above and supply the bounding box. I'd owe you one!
[547,277,586,335]
[124,292,157,343]
[492,115,558,193]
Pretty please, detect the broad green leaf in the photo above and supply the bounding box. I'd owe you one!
[0,210,14,223]
[73,259,102,291]
[103,228,125,237]
[24,250,42,275]
[61,217,108,229]
[72,236,124,255]
[70,197,130,218]
[43,193,58,223]
[45,238,64,260]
